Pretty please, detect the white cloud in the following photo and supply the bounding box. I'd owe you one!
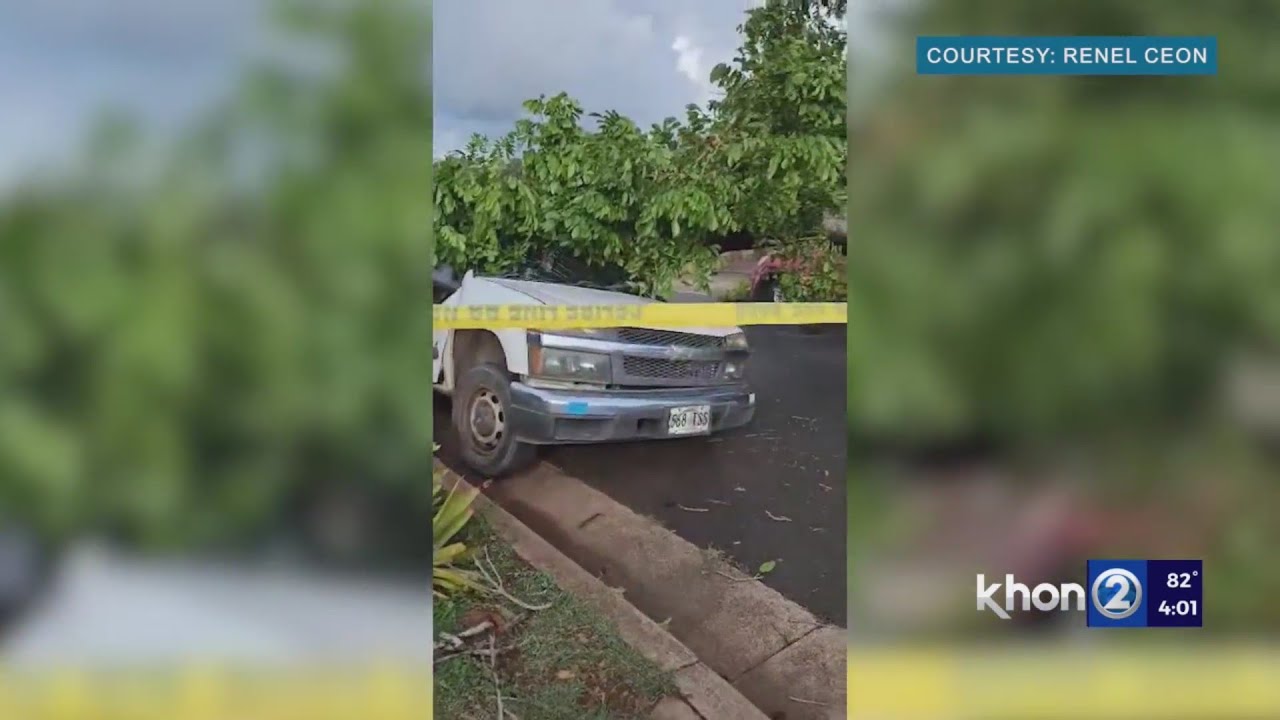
[432,0,759,155]
[672,35,715,105]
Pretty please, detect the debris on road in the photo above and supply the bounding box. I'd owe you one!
[711,569,762,583]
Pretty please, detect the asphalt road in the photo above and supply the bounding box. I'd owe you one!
[435,325,847,625]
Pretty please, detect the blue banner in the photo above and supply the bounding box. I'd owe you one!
[917,36,1217,76]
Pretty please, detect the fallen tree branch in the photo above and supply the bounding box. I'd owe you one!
[479,547,553,611]
[490,634,504,719]
[434,620,497,651]
[710,569,762,583]
[434,644,517,665]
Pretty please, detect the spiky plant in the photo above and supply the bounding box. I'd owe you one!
[432,450,486,598]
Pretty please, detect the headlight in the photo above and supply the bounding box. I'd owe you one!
[724,359,745,380]
[530,347,611,383]
[725,332,749,351]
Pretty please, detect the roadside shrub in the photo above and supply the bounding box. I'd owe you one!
[432,454,484,599]
[723,279,754,302]
[769,236,848,302]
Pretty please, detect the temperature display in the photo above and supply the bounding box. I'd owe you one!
[1147,559,1203,627]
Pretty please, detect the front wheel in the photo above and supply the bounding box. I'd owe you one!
[452,363,536,478]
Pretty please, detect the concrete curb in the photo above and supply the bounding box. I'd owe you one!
[439,464,769,720]
[484,461,848,720]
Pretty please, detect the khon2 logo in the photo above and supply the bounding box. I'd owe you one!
[1091,565,1142,621]
[976,559,1203,628]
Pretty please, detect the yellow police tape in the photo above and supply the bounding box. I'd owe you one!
[432,302,847,330]
[8,648,1280,719]
[0,665,431,720]
[848,646,1280,718]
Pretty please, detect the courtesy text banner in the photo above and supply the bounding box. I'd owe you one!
[917,36,1217,76]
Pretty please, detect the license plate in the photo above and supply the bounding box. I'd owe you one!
[667,405,711,436]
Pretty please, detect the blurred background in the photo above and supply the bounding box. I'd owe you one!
[0,0,432,674]
[847,0,1280,646]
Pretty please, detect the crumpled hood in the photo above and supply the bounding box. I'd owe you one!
[482,277,739,338]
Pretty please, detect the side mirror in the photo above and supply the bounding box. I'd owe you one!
[432,264,460,292]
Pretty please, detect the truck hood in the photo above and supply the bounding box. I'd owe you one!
[481,277,740,338]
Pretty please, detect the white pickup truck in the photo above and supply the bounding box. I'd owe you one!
[433,267,756,477]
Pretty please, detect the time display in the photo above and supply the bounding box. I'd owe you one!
[1157,599,1198,616]
[1147,560,1203,627]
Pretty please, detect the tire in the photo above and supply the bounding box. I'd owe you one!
[453,363,536,478]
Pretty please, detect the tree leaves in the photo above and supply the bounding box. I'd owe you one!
[434,4,846,297]
[2,0,436,546]
[848,0,1280,445]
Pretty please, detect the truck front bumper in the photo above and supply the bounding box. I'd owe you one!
[508,382,755,445]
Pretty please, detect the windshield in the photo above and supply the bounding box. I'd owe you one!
[492,249,643,295]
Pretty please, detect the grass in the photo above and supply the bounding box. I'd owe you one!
[434,519,675,719]
[722,279,753,302]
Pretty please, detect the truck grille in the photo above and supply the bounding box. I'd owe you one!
[616,327,725,349]
[623,356,722,382]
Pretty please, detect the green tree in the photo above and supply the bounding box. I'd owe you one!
[0,0,432,550]
[707,0,847,242]
[433,95,725,298]
[433,1,846,298]
[849,0,1280,444]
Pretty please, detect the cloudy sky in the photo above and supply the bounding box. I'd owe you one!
[433,0,771,157]
[0,1,265,188]
[0,1,887,186]
[1,0,767,182]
